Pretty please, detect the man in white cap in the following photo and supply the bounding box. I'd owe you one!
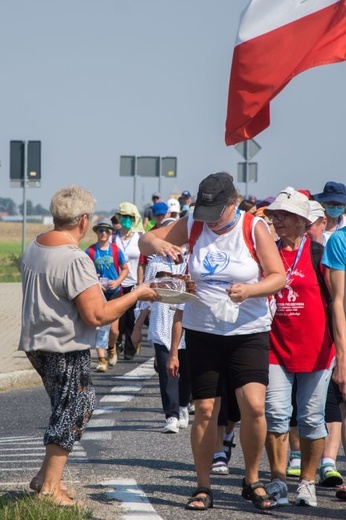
[167,198,181,220]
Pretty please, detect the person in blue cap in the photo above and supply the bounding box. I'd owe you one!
[313,182,346,243]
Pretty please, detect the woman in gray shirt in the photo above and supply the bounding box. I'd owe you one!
[19,185,156,507]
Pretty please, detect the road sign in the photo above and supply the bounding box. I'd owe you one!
[137,156,160,177]
[237,162,258,183]
[161,157,177,178]
[235,139,261,161]
[120,156,136,176]
[10,140,41,188]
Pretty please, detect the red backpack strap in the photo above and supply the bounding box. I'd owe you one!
[189,220,204,254]
[87,244,96,261]
[242,212,259,264]
[110,243,120,273]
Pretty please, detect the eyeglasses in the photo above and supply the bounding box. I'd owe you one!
[267,212,291,222]
[325,202,345,208]
[97,228,112,234]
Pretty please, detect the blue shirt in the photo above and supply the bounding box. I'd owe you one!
[322,227,346,271]
[85,244,126,294]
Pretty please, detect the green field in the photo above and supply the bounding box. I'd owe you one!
[0,222,96,283]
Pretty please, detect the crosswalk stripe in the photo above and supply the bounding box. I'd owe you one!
[101,479,163,519]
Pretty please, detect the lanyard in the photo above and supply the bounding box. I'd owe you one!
[277,236,306,281]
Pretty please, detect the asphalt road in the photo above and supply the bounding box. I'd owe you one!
[0,346,345,519]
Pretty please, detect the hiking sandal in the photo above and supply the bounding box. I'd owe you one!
[241,478,277,510]
[185,487,214,510]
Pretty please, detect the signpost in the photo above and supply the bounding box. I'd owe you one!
[235,139,261,197]
[10,140,41,253]
[120,155,177,207]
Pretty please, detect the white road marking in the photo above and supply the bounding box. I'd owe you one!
[101,479,163,519]
[111,385,142,393]
[100,395,133,403]
[93,406,122,415]
[87,419,115,428]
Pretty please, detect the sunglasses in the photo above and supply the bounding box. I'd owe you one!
[267,212,291,222]
[97,228,112,234]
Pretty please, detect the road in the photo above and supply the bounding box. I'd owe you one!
[0,345,345,519]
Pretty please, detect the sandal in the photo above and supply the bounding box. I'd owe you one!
[185,487,214,510]
[241,478,277,511]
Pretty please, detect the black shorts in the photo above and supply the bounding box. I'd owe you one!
[184,329,269,403]
[105,291,122,302]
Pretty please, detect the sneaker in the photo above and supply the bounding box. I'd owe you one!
[162,417,179,434]
[295,479,317,507]
[95,359,107,372]
[287,453,301,477]
[188,402,195,415]
[108,349,117,366]
[319,463,343,487]
[224,433,236,463]
[210,454,229,475]
[178,407,189,429]
[265,478,289,506]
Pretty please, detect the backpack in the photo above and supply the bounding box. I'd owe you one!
[87,243,121,274]
[309,240,333,340]
[188,211,259,264]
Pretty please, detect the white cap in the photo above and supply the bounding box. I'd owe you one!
[167,198,180,213]
[308,200,325,224]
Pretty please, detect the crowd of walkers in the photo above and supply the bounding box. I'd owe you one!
[18,177,346,512]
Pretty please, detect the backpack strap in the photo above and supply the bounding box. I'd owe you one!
[309,240,333,339]
[189,220,204,254]
[110,243,120,274]
[242,212,259,264]
[87,244,96,261]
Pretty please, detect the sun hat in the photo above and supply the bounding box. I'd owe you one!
[152,201,169,216]
[313,181,346,204]
[92,217,114,233]
[193,172,236,223]
[117,202,138,217]
[264,187,311,221]
[308,201,325,224]
[167,198,180,213]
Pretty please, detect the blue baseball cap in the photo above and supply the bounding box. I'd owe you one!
[152,202,168,216]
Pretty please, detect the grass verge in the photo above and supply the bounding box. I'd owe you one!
[0,491,93,520]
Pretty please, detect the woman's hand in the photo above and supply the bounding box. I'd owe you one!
[153,239,183,263]
[132,283,159,302]
[227,283,252,303]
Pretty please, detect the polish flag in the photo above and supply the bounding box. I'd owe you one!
[225,0,346,145]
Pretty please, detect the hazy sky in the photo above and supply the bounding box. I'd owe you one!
[1,0,345,213]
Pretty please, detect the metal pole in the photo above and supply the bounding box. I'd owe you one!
[22,141,27,255]
[245,140,249,198]
[158,156,162,195]
[133,157,137,206]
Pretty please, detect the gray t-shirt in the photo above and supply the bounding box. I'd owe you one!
[18,239,99,353]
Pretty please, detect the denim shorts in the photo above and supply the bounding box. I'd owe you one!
[265,363,333,439]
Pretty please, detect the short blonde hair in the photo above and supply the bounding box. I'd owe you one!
[50,185,95,226]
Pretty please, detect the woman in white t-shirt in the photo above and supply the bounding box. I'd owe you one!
[139,172,285,512]
[113,202,146,359]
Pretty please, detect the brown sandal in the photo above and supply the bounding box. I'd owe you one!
[242,478,277,510]
[185,487,214,510]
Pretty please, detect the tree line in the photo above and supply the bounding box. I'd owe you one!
[0,198,50,216]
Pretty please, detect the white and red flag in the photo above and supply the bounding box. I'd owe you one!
[225,0,346,145]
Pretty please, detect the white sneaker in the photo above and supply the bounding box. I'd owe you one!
[178,407,189,429]
[265,478,289,506]
[162,417,179,434]
[295,479,317,507]
[188,401,195,414]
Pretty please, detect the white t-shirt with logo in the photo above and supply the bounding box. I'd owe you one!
[182,212,272,336]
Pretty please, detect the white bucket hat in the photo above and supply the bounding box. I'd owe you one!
[308,201,325,224]
[264,187,311,222]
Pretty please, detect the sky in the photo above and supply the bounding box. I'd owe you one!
[1,0,346,214]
